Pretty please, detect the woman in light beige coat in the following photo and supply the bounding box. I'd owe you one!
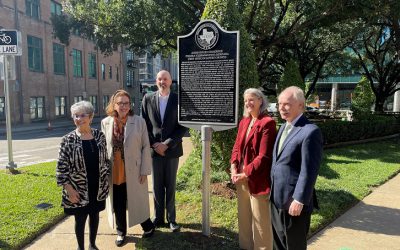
[101,90,154,247]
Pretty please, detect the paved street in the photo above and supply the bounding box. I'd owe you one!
[0,126,73,169]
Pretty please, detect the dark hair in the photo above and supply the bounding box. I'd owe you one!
[105,89,134,117]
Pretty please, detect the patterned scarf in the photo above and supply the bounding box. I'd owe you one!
[112,117,125,160]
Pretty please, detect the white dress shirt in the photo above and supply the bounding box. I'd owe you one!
[159,92,170,122]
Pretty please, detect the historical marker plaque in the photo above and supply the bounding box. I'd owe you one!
[178,20,239,131]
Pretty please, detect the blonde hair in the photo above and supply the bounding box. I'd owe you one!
[105,89,134,117]
[243,88,269,117]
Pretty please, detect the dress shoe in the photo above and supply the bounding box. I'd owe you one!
[142,227,155,238]
[152,218,165,228]
[169,222,181,232]
[88,244,99,250]
[115,235,126,247]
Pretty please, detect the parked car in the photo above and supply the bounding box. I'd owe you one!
[340,102,352,109]
[268,102,278,112]
[306,106,319,112]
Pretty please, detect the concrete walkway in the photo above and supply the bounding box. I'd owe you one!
[308,173,400,250]
[23,136,193,250]
[6,119,400,249]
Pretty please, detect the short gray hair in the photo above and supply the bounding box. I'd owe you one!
[243,88,269,117]
[279,86,306,104]
[70,101,94,117]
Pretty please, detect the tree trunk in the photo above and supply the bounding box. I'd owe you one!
[374,95,385,112]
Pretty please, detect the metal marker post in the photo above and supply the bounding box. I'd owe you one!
[201,125,213,236]
[3,55,17,171]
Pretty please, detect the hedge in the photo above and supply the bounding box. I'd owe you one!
[316,115,399,145]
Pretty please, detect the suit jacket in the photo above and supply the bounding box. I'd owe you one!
[141,91,188,158]
[230,114,277,195]
[101,115,152,228]
[271,115,323,212]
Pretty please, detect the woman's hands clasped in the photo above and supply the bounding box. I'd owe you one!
[230,164,248,184]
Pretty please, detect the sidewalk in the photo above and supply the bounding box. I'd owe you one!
[23,136,193,250]
[0,117,103,135]
[8,120,400,249]
[308,172,400,249]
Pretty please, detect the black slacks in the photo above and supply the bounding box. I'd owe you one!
[113,183,153,236]
[270,201,311,250]
[151,157,179,224]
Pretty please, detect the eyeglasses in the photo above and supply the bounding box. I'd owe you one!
[116,102,130,107]
[73,114,90,119]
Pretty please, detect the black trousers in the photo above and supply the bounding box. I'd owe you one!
[270,201,311,250]
[113,183,153,236]
[74,212,100,250]
[151,157,179,224]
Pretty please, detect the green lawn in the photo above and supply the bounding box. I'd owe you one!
[0,139,399,249]
[0,162,64,250]
[140,138,400,249]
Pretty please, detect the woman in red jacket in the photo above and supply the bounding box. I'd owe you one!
[230,88,277,250]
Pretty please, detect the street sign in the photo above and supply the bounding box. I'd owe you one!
[0,30,22,55]
[0,55,16,80]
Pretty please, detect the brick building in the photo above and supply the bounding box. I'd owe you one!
[0,0,123,124]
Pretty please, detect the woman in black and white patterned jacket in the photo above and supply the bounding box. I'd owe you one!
[56,101,110,250]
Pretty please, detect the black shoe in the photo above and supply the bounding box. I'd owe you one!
[152,218,165,228]
[89,244,99,250]
[169,222,181,232]
[115,235,126,247]
[142,227,155,238]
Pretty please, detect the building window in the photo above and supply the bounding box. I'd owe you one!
[102,95,110,112]
[72,49,83,77]
[50,0,62,15]
[30,97,45,120]
[74,96,83,103]
[55,96,66,116]
[88,53,97,78]
[126,69,134,87]
[116,66,119,82]
[0,97,5,119]
[53,43,65,75]
[26,0,40,19]
[27,35,43,72]
[101,64,105,80]
[89,96,98,114]
[109,66,112,79]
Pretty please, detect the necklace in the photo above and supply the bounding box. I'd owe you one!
[77,128,92,138]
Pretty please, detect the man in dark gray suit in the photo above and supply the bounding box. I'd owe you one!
[141,70,188,232]
[270,86,323,250]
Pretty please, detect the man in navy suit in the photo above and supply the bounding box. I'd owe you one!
[270,86,323,250]
[141,70,188,232]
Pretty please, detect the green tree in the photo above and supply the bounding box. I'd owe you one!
[191,0,259,174]
[351,76,375,119]
[278,59,304,93]
[350,0,400,111]
[57,0,205,54]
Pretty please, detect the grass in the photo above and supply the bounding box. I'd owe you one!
[0,162,64,250]
[140,138,400,249]
[0,139,399,249]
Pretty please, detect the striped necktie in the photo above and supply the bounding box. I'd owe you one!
[278,123,292,152]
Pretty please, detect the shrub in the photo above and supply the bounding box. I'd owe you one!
[278,59,305,94]
[317,115,400,145]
